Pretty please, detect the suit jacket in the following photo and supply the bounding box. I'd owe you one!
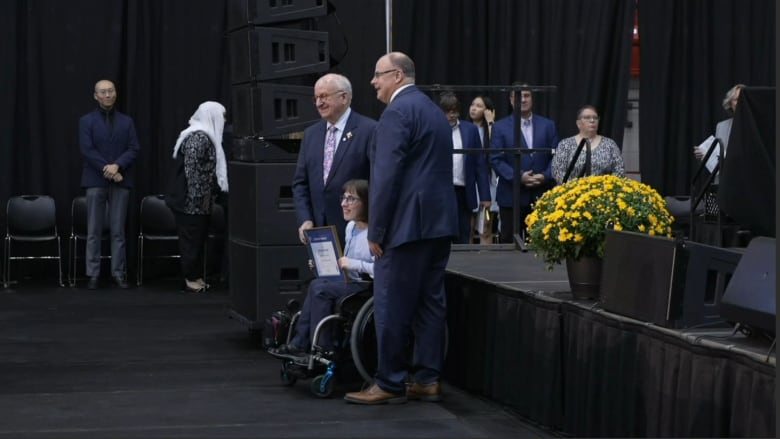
[79,108,140,189]
[292,110,375,244]
[457,120,491,209]
[369,85,458,249]
[489,113,559,208]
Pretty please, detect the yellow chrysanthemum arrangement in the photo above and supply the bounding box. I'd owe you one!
[525,175,675,269]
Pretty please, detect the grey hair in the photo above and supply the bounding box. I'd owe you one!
[318,73,353,97]
[722,84,746,112]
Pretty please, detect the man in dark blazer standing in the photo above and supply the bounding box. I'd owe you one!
[344,52,458,405]
[79,79,140,289]
[438,92,492,244]
[489,83,559,244]
[292,73,375,245]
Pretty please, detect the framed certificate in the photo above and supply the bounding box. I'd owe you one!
[304,226,346,281]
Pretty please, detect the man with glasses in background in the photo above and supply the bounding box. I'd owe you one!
[292,73,376,245]
[79,79,140,289]
[489,82,559,244]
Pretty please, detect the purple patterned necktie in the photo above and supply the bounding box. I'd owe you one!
[323,125,337,184]
[522,118,532,148]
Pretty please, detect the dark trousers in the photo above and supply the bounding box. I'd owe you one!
[453,185,473,244]
[85,186,129,277]
[372,237,450,394]
[290,279,370,351]
[498,205,532,244]
[173,212,209,281]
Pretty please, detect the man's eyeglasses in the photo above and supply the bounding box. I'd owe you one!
[95,89,115,96]
[340,195,361,204]
[312,90,345,104]
[373,69,398,79]
[579,115,600,121]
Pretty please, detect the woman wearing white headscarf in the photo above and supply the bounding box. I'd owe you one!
[166,101,228,293]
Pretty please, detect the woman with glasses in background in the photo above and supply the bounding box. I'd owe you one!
[551,105,625,184]
[270,179,373,360]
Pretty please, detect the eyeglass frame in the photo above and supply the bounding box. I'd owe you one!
[312,90,346,104]
[340,194,361,204]
[579,115,600,121]
[95,88,116,96]
[373,69,399,79]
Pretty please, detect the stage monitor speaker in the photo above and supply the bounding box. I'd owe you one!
[231,82,319,138]
[232,136,301,163]
[229,27,329,83]
[600,230,688,327]
[228,241,311,329]
[228,161,300,246]
[678,241,743,328]
[719,237,776,336]
[227,0,327,31]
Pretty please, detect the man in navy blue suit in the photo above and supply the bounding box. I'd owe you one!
[292,73,376,245]
[489,83,559,244]
[344,52,458,405]
[438,92,491,244]
[79,79,140,289]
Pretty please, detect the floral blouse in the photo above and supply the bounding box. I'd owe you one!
[551,136,625,184]
[181,131,217,215]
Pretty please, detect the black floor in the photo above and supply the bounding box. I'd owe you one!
[0,278,558,438]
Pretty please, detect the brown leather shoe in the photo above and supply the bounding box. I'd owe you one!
[344,383,407,405]
[406,381,442,402]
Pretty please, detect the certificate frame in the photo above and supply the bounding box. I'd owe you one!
[304,225,347,281]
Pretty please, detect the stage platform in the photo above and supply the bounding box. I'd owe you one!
[443,247,776,438]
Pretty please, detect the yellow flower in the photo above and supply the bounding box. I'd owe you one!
[526,175,673,269]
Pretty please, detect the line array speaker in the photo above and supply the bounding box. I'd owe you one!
[228,161,300,246]
[227,0,327,31]
[231,82,320,138]
[229,27,329,84]
[228,241,311,328]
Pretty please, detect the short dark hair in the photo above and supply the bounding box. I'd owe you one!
[438,92,460,113]
[342,179,369,222]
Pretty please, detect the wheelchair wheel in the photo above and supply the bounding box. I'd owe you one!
[279,363,297,386]
[349,296,450,384]
[310,374,334,398]
[350,297,377,383]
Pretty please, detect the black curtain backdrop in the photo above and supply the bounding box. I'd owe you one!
[0,0,385,278]
[1,0,231,267]
[637,0,776,196]
[0,0,775,277]
[392,0,636,147]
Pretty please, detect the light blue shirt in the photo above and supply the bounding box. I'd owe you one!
[342,220,374,280]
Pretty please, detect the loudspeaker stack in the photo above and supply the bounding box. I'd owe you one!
[226,0,330,329]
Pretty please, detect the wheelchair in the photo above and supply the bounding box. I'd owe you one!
[269,282,449,398]
[270,282,376,398]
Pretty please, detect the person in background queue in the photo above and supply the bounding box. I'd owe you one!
[79,79,139,290]
[166,101,229,293]
[489,82,559,244]
[438,92,491,244]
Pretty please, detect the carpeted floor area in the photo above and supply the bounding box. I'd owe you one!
[0,279,558,438]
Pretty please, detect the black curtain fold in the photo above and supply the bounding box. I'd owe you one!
[392,0,635,147]
[637,0,775,195]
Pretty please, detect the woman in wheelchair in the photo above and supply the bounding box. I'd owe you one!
[270,179,373,360]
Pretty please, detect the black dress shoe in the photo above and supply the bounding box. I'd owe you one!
[87,277,99,290]
[114,275,130,289]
